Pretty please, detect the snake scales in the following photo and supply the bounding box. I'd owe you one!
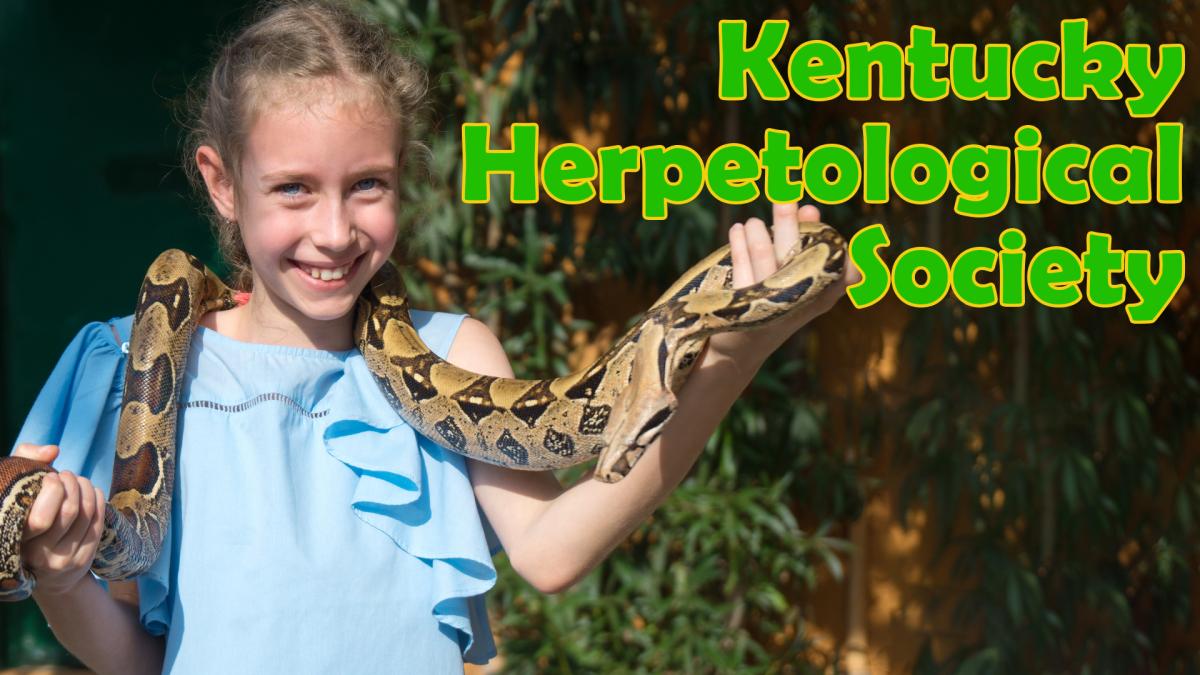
[0,220,845,600]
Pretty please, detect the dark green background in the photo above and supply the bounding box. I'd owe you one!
[0,0,250,663]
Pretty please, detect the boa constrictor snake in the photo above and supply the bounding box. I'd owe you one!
[0,220,846,600]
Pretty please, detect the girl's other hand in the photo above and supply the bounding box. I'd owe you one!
[705,203,862,366]
[11,444,107,597]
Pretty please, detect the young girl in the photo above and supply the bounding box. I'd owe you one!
[10,1,858,672]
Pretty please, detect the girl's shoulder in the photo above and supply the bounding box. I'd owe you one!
[34,315,131,410]
[405,308,469,361]
[10,316,133,493]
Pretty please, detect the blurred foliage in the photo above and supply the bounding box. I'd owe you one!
[359,0,1200,672]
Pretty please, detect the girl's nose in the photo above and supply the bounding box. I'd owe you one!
[310,202,356,250]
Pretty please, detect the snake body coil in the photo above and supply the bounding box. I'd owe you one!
[0,222,845,600]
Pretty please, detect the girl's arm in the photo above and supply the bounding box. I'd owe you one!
[456,203,859,592]
[13,444,165,675]
[33,577,165,675]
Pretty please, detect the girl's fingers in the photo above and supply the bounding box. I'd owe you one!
[74,477,95,530]
[743,217,777,282]
[57,481,101,565]
[47,471,81,546]
[72,487,107,570]
[729,223,755,289]
[771,202,800,264]
[844,257,864,286]
[25,474,63,540]
[797,204,821,223]
[93,487,107,540]
[62,496,95,554]
[11,444,58,463]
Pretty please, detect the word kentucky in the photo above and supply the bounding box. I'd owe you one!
[719,19,1186,117]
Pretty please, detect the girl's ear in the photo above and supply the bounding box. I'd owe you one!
[195,145,238,221]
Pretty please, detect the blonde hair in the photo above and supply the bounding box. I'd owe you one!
[179,0,427,290]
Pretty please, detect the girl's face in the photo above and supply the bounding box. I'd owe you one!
[205,81,400,331]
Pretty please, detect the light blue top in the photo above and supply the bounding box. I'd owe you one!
[12,310,500,671]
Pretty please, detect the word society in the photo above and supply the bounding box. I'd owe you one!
[848,226,1183,323]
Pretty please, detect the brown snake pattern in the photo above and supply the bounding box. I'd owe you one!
[0,221,846,601]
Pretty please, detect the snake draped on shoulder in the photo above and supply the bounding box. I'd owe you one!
[0,222,846,600]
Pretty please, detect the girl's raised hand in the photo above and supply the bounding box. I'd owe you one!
[705,203,862,365]
[11,443,107,597]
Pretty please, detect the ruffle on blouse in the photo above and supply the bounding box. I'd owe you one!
[321,353,498,663]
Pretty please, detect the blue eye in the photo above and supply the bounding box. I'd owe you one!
[273,178,385,198]
[277,183,305,198]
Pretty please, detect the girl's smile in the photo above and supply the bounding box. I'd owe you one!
[289,251,366,289]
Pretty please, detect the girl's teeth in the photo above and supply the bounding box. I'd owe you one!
[302,263,351,280]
